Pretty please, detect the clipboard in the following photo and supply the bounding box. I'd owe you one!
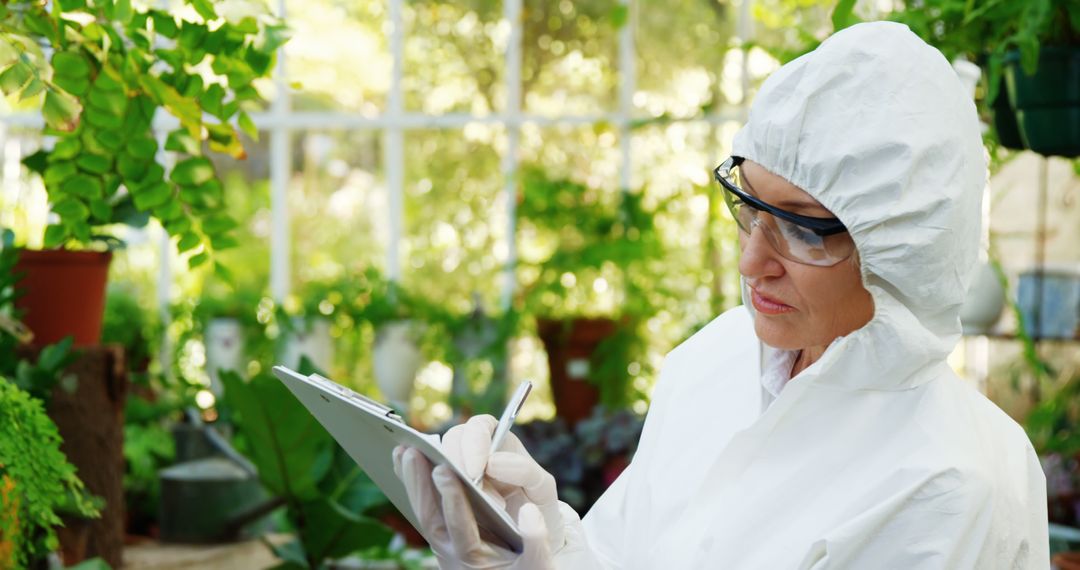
[271,365,523,553]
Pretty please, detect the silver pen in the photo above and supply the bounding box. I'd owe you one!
[472,380,533,486]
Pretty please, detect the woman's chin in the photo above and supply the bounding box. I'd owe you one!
[753,318,804,351]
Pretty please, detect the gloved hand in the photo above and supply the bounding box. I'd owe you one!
[392,415,598,569]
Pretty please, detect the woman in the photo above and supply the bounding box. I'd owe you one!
[393,21,1049,569]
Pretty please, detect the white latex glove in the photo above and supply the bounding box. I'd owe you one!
[393,445,554,569]
[392,415,599,569]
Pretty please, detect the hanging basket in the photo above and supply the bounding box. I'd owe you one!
[1005,46,1080,158]
[13,249,113,346]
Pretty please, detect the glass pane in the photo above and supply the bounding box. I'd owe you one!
[290,130,386,287]
[285,0,389,114]
[404,2,504,115]
[401,127,506,312]
[635,0,735,116]
[522,0,621,115]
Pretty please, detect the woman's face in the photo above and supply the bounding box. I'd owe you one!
[737,160,874,351]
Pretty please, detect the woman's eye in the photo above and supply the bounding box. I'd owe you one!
[785,223,822,245]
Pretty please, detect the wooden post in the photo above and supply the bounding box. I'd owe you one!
[21,345,128,568]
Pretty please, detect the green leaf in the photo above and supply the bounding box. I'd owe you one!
[221,371,335,502]
[209,234,238,250]
[188,0,218,22]
[237,111,258,141]
[89,198,111,222]
[297,499,393,562]
[43,89,83,132]
[76,153,112,175]
[19,78,45,100]
[156,198,183,222]
[187,250,210,268]
[170,157,214,186]
[244,46,272,76]
[51,198,90,221]
[198,178,223,205]
[201,83,225,117]
[0,37,19,69]
[162,215,191,236]
[44,160,79,187]
[132,181,171,210]
[52,51,91,79]
[95,129,125,152]
[176,231,200,253]
[137,162,165,186]
[52,137,82,160]
[201,213,236,235]
[0,61,34,96]
[128,136,158,160]
[151,12,179,39]
[206,123,244,158]
[138,75,201,132]
[88,86,128,116]
[85,108,125,130]
[93,67,125,92]
[117,152,149,181]
[213,261,233,282]
[831,0,859,31]
[178,22,208,50]
[23,149,49,174]
[53,74,90,97]
[57,0,87,10]
[113,0,132,24]
[44,224,68,247]
[66,557,111,570]
[165,129,201,155]
[60,174,103,199]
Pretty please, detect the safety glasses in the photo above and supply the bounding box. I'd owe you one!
[714,156,855,267]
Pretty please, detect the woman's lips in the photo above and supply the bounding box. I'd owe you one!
[750,287,795,315]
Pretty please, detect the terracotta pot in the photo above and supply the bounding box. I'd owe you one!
[1054,551,1080,570]
[536,318,617,426]
[13,249,112,346]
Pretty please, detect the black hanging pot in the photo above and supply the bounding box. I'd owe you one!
[991,76,1027,150]
[1005,46,1080,158]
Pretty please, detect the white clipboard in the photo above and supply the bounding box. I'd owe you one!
[271,365,523,553]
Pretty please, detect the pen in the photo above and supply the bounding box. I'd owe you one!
[472,380,533,486]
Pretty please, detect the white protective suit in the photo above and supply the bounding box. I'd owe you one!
[580,21,1049,568]
[398,21,1051,569]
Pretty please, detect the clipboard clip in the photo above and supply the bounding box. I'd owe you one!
[310,373,405,424]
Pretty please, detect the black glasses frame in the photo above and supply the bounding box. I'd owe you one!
[713,156,848,237]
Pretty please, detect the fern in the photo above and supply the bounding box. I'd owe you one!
[0,377,99,568]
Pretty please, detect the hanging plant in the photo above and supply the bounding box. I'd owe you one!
[0,0,286,274]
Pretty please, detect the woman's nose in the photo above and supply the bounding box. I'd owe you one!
[738,222,786,279]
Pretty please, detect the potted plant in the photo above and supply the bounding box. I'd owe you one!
[516,167,665,424]
[0,0,285,346]
[891,0,1080,156]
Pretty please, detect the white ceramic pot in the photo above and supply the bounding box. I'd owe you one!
[204,318,244,396]
[959,262,1006,335]
[372,320,424,413]
[281,317,334,372]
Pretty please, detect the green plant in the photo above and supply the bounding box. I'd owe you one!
[516,167,671,408]
[0,376,100,568]
[220,361,395,569]
[891,0,1080,103]
[0,0,285,273]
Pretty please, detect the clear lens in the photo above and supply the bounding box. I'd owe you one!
[720,165,855,267]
